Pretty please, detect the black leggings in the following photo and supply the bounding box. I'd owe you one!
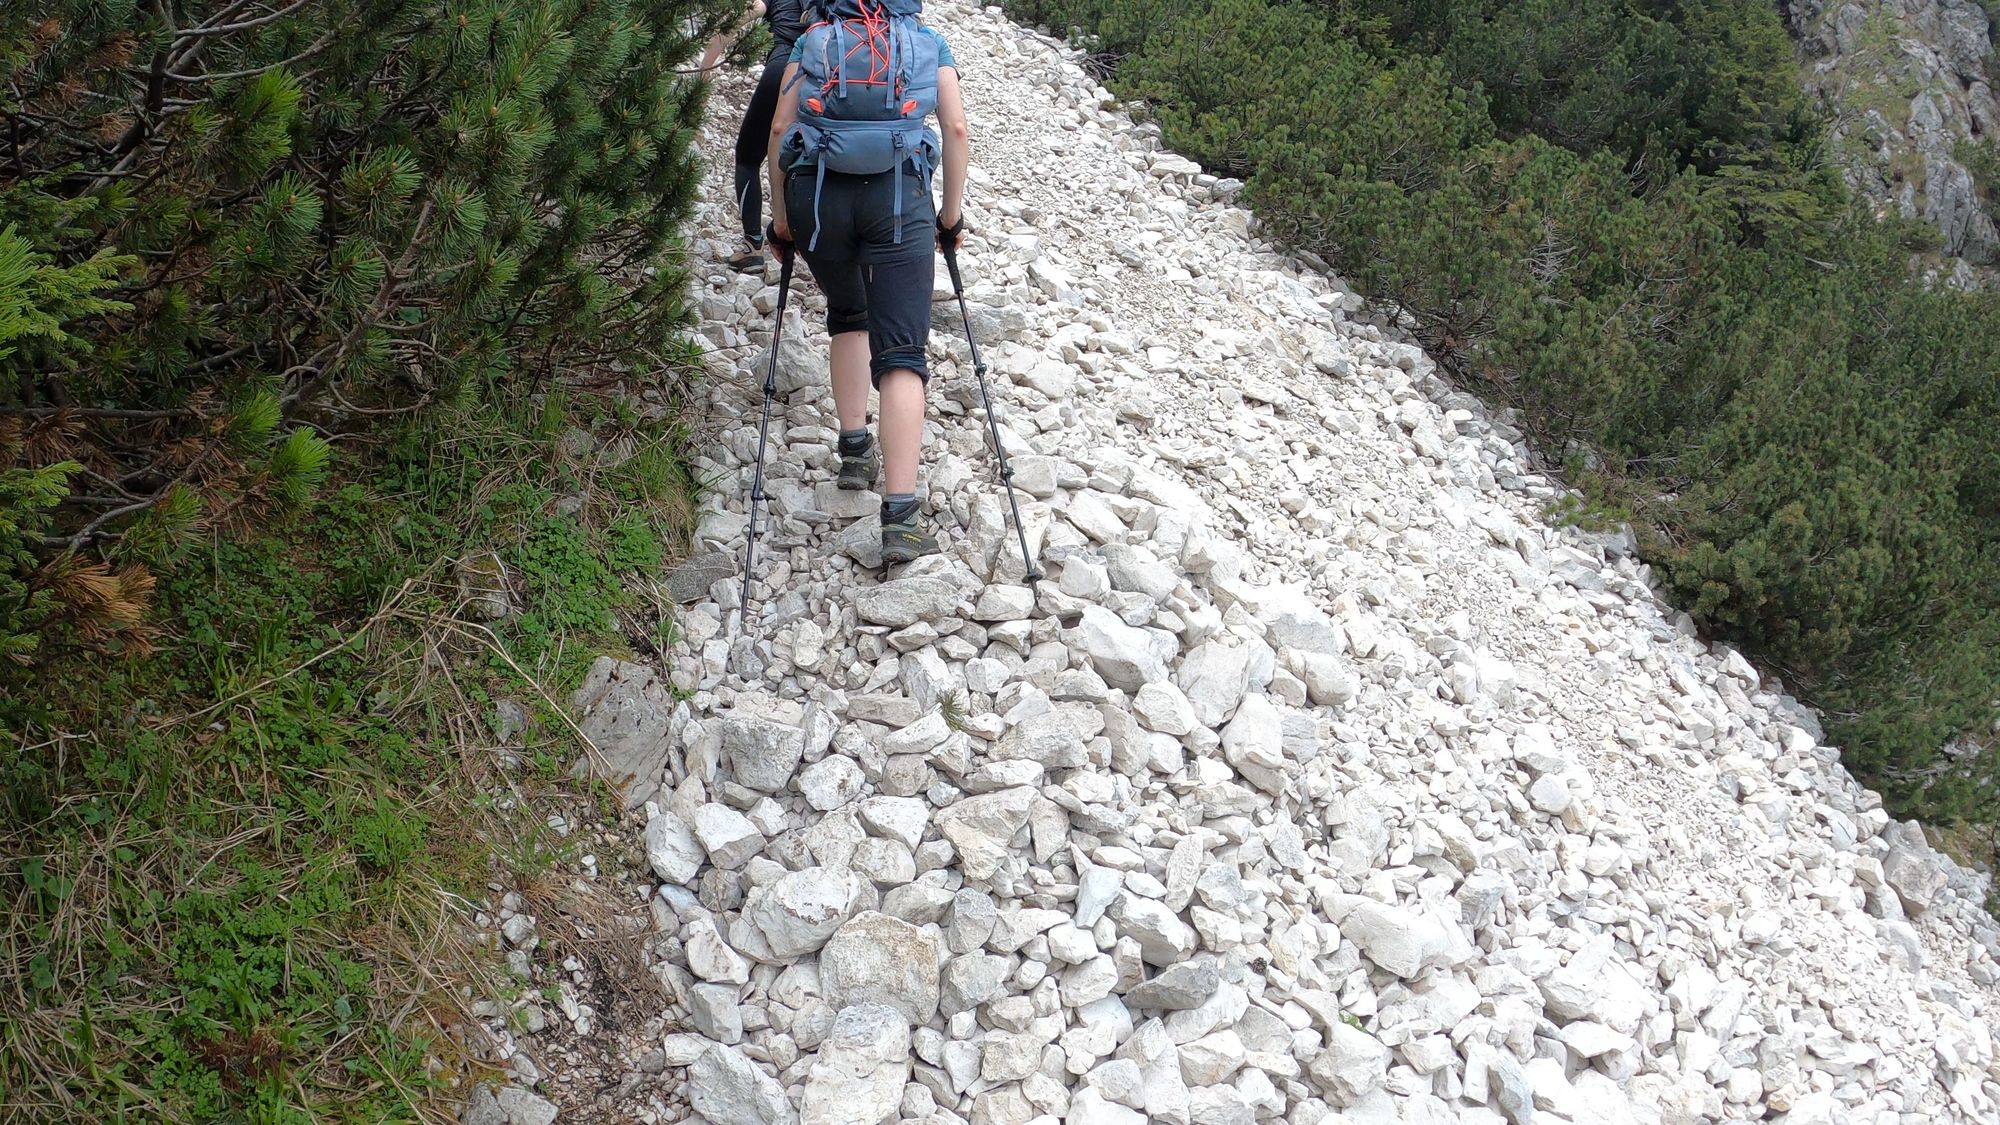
[784,168,936,385]
[732,49,790,244]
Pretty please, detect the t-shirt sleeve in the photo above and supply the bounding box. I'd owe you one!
[766,0,805,45]
[788,38,804,64]
[928,29,955,70]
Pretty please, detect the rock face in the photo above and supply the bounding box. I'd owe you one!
[799,1003,911,1125]
[740,866,864,957]
[818,912,942,1025]
[569,657,674,808]
[1784,0,2000,268]
[688,1044,792,1125]
[586,6,2000,1125]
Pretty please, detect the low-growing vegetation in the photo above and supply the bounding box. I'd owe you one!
[2,0,726,1118]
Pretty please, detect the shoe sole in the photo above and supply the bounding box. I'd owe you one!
[881,543,935,564]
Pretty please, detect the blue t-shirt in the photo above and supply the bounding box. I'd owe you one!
[788,25,954,69]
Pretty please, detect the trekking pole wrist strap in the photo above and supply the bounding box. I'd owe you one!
[938,216,967,242]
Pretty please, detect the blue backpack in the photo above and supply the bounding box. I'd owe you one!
[780,0,942,250]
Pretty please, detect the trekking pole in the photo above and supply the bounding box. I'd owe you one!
[943,233,1041,582]
[741,239,797,629]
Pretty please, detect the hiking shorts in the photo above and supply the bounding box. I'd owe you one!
[784,166,935,386]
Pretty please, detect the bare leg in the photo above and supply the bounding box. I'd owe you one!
[830,331,871,433]
[878,368,925,495]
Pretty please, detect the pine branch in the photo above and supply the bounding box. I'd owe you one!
[105,1,177,168]
[165,35,336,84]
[172,0,316,42]
[282,199,435,411]
[43,493,167,549]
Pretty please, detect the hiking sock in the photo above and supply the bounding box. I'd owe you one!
[838,429,873,457]
[882,494,918,525]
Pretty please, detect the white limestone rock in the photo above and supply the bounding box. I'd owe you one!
[1332,897,1454,980]
[820,911,942,1025]
[692,802,765,869]
[644,810,704,885]
[1219,694,1289,793]
[1133,682,1198,736]
[1177,641,1254,727]
[935,786,1037,881]
[689,1044,792,1125]
[740,866,865,959]
[800,1003,912,1125]
[717,706,806,794]
[853,577,958,627]
[1074,604,1175,691]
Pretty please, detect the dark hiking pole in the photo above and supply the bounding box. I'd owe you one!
[942,224,1041,582]
[741,235,797,628]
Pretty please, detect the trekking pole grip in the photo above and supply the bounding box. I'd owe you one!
[938,217,967,292]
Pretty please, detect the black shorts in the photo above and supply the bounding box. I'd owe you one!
[785,167,936,385]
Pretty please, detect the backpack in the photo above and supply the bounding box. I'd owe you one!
[779,0,942,251]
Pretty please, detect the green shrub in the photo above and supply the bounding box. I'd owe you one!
[0,1,726,1118]
[1,0,728,658]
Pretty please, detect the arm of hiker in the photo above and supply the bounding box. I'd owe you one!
[768,61,801,246]
[937,65,970,250]
[699,0,765,75]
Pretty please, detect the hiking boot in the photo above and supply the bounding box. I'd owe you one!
[837,443,879,491]
[728,247,763,274]
[881,514,939,564]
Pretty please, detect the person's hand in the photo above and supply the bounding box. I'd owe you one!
[936,213,966,253]
[767,218,793,258]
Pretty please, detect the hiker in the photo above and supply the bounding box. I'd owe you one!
[765,0,969,563]
[699,0,811,271]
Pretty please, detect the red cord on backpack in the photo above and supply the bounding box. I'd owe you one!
[822,0,896,94]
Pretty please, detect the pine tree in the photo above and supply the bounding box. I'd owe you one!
[1,0,731,658]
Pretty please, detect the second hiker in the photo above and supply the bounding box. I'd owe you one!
[699,0,810,271]
[766,0,970,564]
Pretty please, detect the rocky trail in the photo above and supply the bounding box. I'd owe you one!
[470,3,2000,1123]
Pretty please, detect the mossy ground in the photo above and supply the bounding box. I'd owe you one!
[0,386,701,1123]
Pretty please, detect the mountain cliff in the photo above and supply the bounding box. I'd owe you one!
[1785,0,2000,275]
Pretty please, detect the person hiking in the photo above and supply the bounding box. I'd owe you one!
[765,0,969,563]
[699,0,811,272]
